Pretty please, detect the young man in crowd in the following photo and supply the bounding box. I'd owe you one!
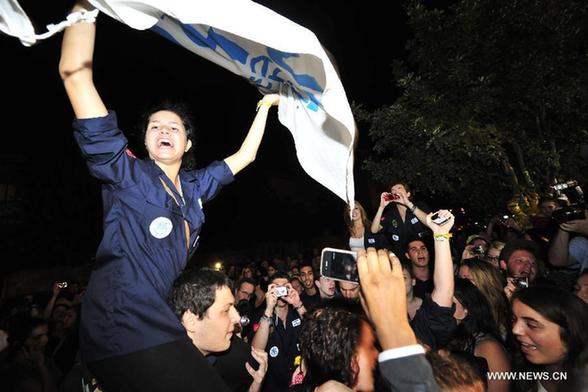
[338,281,360,302]
[405,238,434,299]
[251,272,306,391]
[500,239,543,300]
[168,269,268,392]
[299,263,321,310]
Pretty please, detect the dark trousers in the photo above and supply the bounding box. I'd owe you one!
[87,339,231,392]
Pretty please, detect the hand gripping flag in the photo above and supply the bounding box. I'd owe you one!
[1,0,356,206]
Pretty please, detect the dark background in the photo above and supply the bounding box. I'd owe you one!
[0,0,414,271]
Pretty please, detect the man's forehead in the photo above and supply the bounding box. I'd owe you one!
[340,281,359,290]
[509,250,536,262]
[272,278,289,285]
[215,286,235,305]
[240,282,255,291]
[408,240,426,249]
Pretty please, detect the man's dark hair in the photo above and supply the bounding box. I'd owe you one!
[234,277,256,292]
[268,272,291,285]
[388,180,412,194]
[299,308,367,390]
[168,268,232,319]
[405,236,432,253]
[299,262,314,272]
[498,239,539,264]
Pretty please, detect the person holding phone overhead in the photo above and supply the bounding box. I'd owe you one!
[58,2,279,391]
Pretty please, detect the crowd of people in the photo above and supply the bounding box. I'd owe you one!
[1,178,587,391]
[1,1,588,391]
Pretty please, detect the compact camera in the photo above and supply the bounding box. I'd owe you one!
[275,286,289,297]
[57,282,68,289]
[550,180,585,223]
[384,193,400,202]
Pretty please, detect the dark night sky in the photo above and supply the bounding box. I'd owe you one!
[1,1,410,269]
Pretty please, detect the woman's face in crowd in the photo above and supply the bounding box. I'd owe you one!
[486,248,501,268]
[574,274,588,304]
[242,268,253,278]
[511,299,567,366]
[145,110,191,165]
[351,207,361,221]
[354,321,378,391]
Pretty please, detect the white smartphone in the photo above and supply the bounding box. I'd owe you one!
[320,247,359,283]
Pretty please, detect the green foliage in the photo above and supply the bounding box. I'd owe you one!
[362,0,588,213]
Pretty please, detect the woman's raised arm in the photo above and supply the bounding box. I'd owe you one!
[59,1,108,119]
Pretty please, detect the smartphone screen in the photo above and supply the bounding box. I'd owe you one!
[320,247,359,283]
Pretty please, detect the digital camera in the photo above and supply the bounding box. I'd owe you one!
[384,193,400,202]
[550,180,585,223]
[275,286,289,297]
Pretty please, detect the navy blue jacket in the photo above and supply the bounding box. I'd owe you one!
[73,112,233,362]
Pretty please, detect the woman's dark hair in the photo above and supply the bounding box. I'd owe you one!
[141,100,197,170]
[512,285,588,369]
[449,278,502,353]
[299,308,366,390]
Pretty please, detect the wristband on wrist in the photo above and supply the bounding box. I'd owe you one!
[409,204,417,213]
[256,100,272,112]
[433,233,452,241]
[260,314,273,323]
[294,303,304,310]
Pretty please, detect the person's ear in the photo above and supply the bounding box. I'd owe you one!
[411,278,416,287]
[181,310,198,331]
[185,139,193,152]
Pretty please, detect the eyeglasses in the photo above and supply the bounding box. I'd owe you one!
[486,255,499,262]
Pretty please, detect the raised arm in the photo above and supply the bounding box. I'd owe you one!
[224,94,279,176]
[251,284,278,351]
[59,1,107,119]
[370,193,391,233]
[427,210,455,308]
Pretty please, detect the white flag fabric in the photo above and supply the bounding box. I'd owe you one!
[1,0,355,206]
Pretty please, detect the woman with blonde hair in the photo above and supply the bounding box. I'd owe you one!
[485,241,506,268]
[459,259,510,341]
[344,202,388,251]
